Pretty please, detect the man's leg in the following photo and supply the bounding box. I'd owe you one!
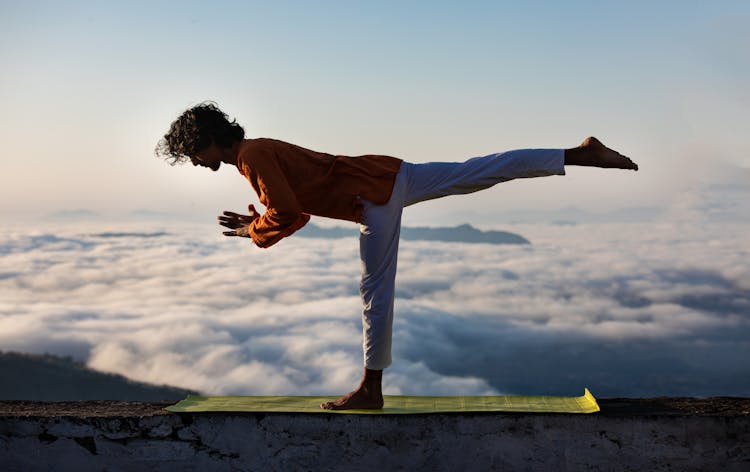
[402,137,636,206]
[403,148,565,206]
[320,170,408,410]
[319,137,636,410]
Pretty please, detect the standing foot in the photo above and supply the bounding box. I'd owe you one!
[320,368,384,410]
[320,386,384,410]
[565,136,638,171]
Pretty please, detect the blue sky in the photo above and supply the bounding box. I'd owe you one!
[1,0,747,223]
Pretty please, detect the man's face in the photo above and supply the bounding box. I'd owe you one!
[192,143,223,171]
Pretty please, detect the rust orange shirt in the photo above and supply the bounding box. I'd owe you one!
[236,138,403,248]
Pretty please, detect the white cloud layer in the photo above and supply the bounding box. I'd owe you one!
[2,182,749,397]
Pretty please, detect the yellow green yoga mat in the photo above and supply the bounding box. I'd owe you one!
[165,388,599,414]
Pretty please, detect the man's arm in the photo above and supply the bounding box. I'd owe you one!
[231,143,310,247]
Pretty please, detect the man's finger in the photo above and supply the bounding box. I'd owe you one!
[219,214,248,222]
[218,218,241,228]
[221,217,250,227]
[220,212,254,222]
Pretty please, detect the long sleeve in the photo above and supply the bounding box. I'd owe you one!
[240,143,310,248]
[234,138,402,245]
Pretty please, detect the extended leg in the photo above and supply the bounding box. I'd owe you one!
[402,137,636,207]
[403,148,566,206]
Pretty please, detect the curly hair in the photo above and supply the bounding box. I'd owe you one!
[155,102,245,165]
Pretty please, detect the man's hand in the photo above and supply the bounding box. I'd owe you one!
[218,204,258,237]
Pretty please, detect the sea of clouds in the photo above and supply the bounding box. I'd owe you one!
[1,180,749,398]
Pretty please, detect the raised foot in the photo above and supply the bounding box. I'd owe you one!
[579,136,638,171]
[320,387,384,410]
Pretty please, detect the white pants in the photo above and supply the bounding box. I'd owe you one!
[358,148,565,370]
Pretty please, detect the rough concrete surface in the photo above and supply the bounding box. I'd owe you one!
[0,398,749,471]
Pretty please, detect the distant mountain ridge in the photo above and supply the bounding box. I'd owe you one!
[47,209,102,220]
[297,223,530,245]
[0,351,194,401]
[42,210,531,245]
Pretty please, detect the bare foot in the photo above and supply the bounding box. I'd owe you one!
[320,368,384,410]
[320,386,384,410]
[567,136,639,171]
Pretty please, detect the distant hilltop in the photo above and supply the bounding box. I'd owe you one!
[0,351,193,401]
[298,223,530,245]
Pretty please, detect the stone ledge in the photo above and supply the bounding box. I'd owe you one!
[1,399,749,471]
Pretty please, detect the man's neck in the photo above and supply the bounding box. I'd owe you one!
[221,140,243,167]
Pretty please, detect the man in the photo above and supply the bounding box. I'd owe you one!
[156,102,638,410]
